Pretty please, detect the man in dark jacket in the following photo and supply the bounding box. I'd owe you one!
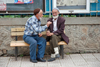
[46,8,69,62]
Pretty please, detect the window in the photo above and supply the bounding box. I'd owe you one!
[53,0,90,13]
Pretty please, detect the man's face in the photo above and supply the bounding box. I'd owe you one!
[52,9,59,16]
[38,10,43,18]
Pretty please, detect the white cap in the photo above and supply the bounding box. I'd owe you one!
[53,8,59,12]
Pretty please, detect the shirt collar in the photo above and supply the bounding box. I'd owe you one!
[52,18,58,22]
[33,15,39,22]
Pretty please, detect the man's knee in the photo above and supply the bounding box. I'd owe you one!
[31,40,37,46]
[51,35,57,38]
[40,37,46,42]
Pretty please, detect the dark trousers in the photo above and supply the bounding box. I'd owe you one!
[49,35,61,54]
[23,34,46,60]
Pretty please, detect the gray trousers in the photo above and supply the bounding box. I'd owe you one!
[49,35,62,54]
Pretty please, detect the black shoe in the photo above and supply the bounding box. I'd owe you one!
[55,54,60,58]
[48,58,56,62]
[37,58,46,62]
[30,59,37,63]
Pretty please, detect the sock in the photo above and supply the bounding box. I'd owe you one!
[51,54,55,58]
[54,47,59,55]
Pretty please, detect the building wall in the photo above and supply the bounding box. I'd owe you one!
[0,17,100,56]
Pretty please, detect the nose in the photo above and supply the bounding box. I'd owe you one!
[42,14,43,17]
[53,14,56,16]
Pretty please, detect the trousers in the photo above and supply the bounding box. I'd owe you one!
[49,35,61,54]
[23,34,46,60]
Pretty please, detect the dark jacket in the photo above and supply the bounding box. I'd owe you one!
[46,16,69,44]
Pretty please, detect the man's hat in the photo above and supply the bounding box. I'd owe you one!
[33,8,40,15]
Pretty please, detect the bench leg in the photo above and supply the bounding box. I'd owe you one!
[60,45,64,59]
[15,47,18,61]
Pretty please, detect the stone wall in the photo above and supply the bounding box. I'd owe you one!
[64,25,100,53]
[0,17,100,56]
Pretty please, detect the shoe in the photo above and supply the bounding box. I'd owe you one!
[37,58,46,62]
[48,58,56,62]
[30,59,37,63]
[55,54,60,58]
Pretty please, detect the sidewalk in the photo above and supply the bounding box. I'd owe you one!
[0,53,100,67]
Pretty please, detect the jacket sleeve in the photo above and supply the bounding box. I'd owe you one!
[47,18,51,31]
[53,19,65,35]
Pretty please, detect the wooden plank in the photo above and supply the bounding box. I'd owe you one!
[47,41,67,45]
[21,56,34,67]
[10,41,66,47]
[47,42,50,45]
[11,31,46,36]
[11,28,25,32]
[10,41,29,47]
[7,57,22,67]
[70,54,88,66]
[0,57,10,67]
[11,32,24,36]
[58,41,67,45]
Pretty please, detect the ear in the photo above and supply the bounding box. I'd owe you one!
[36,13,39,16]
[58,12,60,15]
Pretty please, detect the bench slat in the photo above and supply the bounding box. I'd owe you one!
[10,41,29,47]
[11,32,24,36]
[11,28,25,32]
[10,41,67,47]
[11,31,46,36]
[58,41,67,45]
[47,41,67,45]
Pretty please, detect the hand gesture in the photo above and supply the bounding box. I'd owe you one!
[46,21,52,27]
[38,33,42,37]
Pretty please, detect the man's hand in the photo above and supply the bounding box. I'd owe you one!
[46,31,53,36]
[46,30,50,36]
[38,33,42,37]
[46,21,52,27]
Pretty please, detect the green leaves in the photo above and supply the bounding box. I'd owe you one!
[20,54,24,57]
[0,15,33,18]
[0,14,77,18]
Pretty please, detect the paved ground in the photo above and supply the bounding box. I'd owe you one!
[0,53,100,67]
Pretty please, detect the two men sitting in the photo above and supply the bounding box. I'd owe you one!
[23,8,69,63]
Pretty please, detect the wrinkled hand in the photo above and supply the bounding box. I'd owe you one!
[38,33,42,37]
[46,31,53,36]
[46,30,50,36]
[46,21,52,27]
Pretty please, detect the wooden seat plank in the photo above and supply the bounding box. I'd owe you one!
[10,41,29,47]
[10,41,67,47]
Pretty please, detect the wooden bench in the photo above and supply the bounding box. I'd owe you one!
[10,28,67,61]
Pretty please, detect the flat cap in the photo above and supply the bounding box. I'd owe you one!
[33,8,40,15]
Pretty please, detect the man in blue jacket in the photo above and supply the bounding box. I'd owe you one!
[23,8,52,63]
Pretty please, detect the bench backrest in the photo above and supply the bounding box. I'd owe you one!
[11,28,65,37]
[11,28,25,36]
[11,28,46,36]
